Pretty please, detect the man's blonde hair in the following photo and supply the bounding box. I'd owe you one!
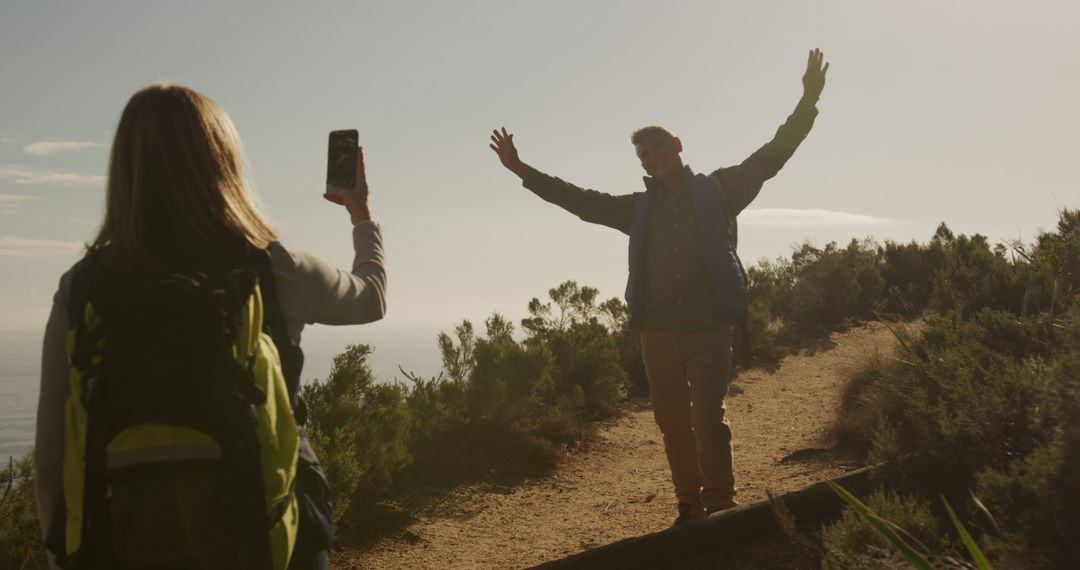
[92,84,276,269]
[630,125,676,146]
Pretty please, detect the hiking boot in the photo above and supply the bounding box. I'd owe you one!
[672,503,706,528]
[706,497,739,516]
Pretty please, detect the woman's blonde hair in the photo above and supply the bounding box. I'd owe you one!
[92,84,276,269]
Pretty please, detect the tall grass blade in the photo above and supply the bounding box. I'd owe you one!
[826,481,935,570]
[882,321,915,359]
[941,497,993,570]
[969,490,1001,535]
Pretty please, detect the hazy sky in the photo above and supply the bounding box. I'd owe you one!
[2,1,1079,339]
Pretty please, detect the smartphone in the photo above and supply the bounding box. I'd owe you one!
[325,129,358,203]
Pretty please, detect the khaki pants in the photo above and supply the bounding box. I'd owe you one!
[640,325,735,510]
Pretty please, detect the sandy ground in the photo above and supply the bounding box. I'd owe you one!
[332,322,898,569]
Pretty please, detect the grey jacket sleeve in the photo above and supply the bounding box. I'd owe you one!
[268,220,387,339]
[35,270,73,552]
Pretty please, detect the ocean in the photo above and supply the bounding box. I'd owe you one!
[0,322,446,462]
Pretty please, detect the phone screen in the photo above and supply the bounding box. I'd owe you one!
[326,129,359,190]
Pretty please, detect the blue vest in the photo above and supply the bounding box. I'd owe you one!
[625,166,747,328]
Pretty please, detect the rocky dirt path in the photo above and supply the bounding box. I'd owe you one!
[332,322,899,569]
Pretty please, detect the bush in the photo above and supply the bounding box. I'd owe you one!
[1015,209,1080,316]
[975,441,1064,569]
[821,488,955,569]
[743,296,783,365]
[521,281,627,416]
[929,225,1027,318]
[784,239,884,330]
[304,282,634,520]
[867,312,1057,499]
[832,349,895,450]
[826,308,1077,566]
[403,314,562,486]
[821,210,1080,568]
[879,240,934,312]
[467,328,554,430]
[0,453,46,569]
[746,256,796,321]
[302,344,412,521]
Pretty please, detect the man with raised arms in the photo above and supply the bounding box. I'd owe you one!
[489,49,829,526]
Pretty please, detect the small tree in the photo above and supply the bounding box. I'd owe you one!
[520,281,628,416]
[302,344,411,520]
[437,320,476,384]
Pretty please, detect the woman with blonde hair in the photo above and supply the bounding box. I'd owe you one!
[35,84,385,569]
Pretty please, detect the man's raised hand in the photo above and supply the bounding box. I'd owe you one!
[802,48,829,102]
[490,127,530,180]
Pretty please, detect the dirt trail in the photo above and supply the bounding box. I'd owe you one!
[333,322,898,569]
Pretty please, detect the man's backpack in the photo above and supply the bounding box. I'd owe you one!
[55,249,301,569]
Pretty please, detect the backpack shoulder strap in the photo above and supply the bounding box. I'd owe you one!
[252,247,306,417]
[67,252,108,372]
[67,251,105,326]
[707,172,753,368]
[64,252,119,568]
[707,171,739,249]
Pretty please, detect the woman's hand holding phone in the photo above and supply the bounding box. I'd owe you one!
[324,147,371,224]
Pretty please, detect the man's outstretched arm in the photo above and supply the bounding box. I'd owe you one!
[712,48,830,216]
[490,127,635,234]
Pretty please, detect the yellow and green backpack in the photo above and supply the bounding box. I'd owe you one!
[54,250,301,569]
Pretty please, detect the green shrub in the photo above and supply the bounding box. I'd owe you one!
[404,374,467,456]
[395,283,628,490]
[929,226,1026,318]
[467,330,553,429]
[537,323,624,418]
[0,453,46,570]
[743,296,783,365]
[303,424,362,524]
[302,344,412,521]
[1012,209,1080,317]
[436,321,476,385]
[975,442,1064,569]
[821,488,955,568]
[746,256,796,321]
[786,239,884,330]
[867,312,1058,499]
[827,308,1076,567]
[533,387,587,444]
[522,281,627,417]
[832,349,894,449]
[880,239,939,315]
[819,211,1080,568]
[1057,305,1080,566]
[401,316,562,486]
[789,242,858,329]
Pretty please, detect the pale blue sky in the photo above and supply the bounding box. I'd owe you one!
[2,0,1078,354]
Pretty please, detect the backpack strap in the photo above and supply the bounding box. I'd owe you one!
[63,251,119,568]
[252,248,335,559]
[252,247,307,424]
[67,252,105,372]
[708,173,754,369]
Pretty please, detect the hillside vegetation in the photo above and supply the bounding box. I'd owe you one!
[4,211,1077,568]
[820,210,1080,568]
